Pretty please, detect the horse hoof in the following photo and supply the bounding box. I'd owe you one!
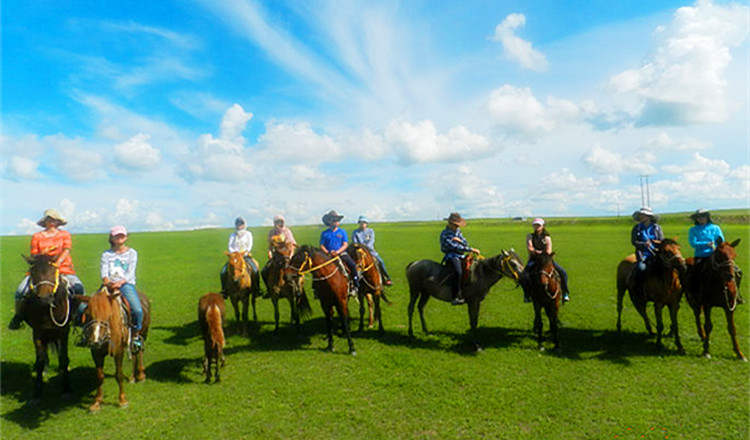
[538,346,546,352]
[89,402,101,412]
[350,350,357,356]
[119,401,129,409]
[702,353,711,360]
[739,356,748,362]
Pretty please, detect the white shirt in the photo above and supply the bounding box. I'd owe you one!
[228,229,253,253]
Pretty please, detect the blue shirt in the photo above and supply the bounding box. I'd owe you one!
[440,227,471,259]
[631,222,664,261]
[689,222,725,258]
[320,227,348,252]
[352,228,379,257]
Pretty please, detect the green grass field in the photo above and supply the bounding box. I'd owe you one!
[2,214,749,439]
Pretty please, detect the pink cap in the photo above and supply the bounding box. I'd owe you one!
[110,225,128,237]
[532,218,545,226]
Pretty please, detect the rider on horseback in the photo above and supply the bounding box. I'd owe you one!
[440,212,480,305]
[221,216,261,298]
[320,210,359,297]
[261,214,298,295]
[352,215,392,286]
[99,225,144,350]
[687,209,743,302]
[630,207,664,298]
[8,209,86,330]
[520,218,570,303]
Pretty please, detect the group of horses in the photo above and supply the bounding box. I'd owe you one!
[14,235,746,408]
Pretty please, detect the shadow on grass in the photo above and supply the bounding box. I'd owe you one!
[147,357,201,384]
[1,362,97,429]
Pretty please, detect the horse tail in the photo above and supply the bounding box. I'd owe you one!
[297,289,313,319]
[380,288,393,305]
[206,304,225,349]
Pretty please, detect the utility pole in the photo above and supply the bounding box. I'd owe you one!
[640,175,651,208]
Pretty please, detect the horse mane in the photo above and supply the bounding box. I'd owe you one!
[661,238,679,247]
[26,254,57,266]
[89,288,126,355]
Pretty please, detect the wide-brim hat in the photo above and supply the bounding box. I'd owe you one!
[322,210,344,226]
[444,212,467,227]
[357,215,369,224]
[632,207,660,222]
[690,209,712,222]
[37,209,67,227]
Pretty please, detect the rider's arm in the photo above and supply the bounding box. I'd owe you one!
[545,236,553,255]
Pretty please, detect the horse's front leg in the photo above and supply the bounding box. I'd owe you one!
[545,303,561,352]
[407,290,418,338]
[703,306,714,359]
[723,307,746,361]
[374,293,384,333]
[115,351,128,408]
[533,302,544,351]
[89,351,106,412]
[467,300,482,351]
[633,298,654,336]
[654,303,665,351]
[336,302,356,356]
[669,303,685,355]
[60,330,72,396]
[241,295,250,335]
[692,304,707,348]
[323,303,335,352]
[417,293,431,335]
[367,293,375,328]
[251,291,258,323]
[272,297,280,333]
[357,293,366,332]
[32,337,48,401]
[132,349,146,383]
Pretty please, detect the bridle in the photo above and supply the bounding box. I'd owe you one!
[29,264,70,328]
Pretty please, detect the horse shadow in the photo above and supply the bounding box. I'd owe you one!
[1,361,97,429]
[153,321,201,346]
[146,357,202,384]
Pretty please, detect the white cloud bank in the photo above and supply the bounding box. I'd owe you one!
[491,13,549,71]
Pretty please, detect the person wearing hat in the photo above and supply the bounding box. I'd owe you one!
[261,215,298,294]
[630,207,664,296]
[352,215,392,286]
[520,218,570,302]
[320,210,359,296]
[99,225,144,349]
[440,212,480,305]
[686,209,743,301]
[9,209,86,330]
[220,217,261,298]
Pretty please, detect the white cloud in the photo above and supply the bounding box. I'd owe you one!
[113,198,140,225]
[7,156,40,180]
[220,104,254,144]
[608,0,749,125]
[645,132,710,152]
[386,120,492,164]
[491,13,548,71]
[257,121,341,163]
[487,85,581,138]
[114,133,161,170]
[582,145,656,176]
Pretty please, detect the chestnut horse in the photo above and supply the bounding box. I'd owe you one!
[78,286,151,411]
[20,254,78,401]
[262,253,312,332]
[198,293,226,383]
[223,251,261,334]
[684,239,746,360]
[522,252,562,352]
[616,238,687,353]
[350,244,391,332]
[288,245,356,355]
[406,250,524,351]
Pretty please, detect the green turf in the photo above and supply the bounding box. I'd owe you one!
[1,213,748,439]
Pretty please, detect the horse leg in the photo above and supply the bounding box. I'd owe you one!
[417,292,431,335]
[272,297,280,333]
[336,302,356,356]
[203,340,211,383]
[654,303,665,351]
[703,307,714,359]
[133,349,146,382]
[367,293,375,328]
[467,301,482,351]
[59,331,72,396]
[89,353,106,411]
[634,299,654,336]
[251,292,258,323]
[214,344,222,383]
[323,304,335,352]
[669,303,685,355]
[723,307,746,361]
[533,302,544,351]
[375,293,384,333]
[616,284,626,333]
[407,289,418,338]
[357,293,366,332]
[545,303,561,352]
[115,351,128,408]
[241,296,250,335]
[692,305,707,351]
[32,338,48,401]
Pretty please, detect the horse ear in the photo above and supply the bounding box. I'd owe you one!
[730,238,741,248]
[500,250,508,256]
[224,251,231,256]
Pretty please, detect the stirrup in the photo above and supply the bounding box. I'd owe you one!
[130,335,143,352]
[451,296,465,305]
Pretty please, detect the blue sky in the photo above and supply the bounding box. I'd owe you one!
[2,0,748,235]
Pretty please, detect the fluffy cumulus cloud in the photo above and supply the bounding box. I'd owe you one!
[386,120,492,164]
[257,121,341,163]
[608,0,749,126]
[582,145,656,177]
[487,85,581,139]
[491,13,548,71]
[7,156,40,180]
[433,166,505,217]
[114,133,161,170]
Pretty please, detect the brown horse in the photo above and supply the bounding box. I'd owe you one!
[20,254,77,401]
[223,251,261,334]
[350,244,391,333]
[684,239,746,360]
[522,252,562,352]
[78,286,151,411]
[406,250,524,351]
[616,238,687,353]
[198,293,226,383]
[262,253,313,332]
[288,245,356,355]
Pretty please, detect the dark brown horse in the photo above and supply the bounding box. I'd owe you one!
[262,253,312,332]
[288,245,356,355]
[616,238,687,353]
[223,251,261,334]
[406,250,524,350]
[20,254,77,401]
[350,244,391,333]
[522,252,562,352]
[78,286,151,411]
[684,239,746,360]
[198,293,226,383]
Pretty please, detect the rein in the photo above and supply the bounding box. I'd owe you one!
[30,267,71,328]
[290,252,342,281]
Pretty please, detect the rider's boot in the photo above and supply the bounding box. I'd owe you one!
[8,299,26,330]
[130,329,144,352]
[451,285,465,305]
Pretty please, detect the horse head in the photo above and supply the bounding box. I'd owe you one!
[493,249,524,284]
[658,238,687,275]
[24,254,62,306]
[225,251,251,287]
[79,287,126,354]
[713,239,740,288]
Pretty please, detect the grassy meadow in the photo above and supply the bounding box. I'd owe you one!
[1,213,749,439]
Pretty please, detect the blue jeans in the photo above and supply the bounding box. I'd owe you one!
[371,252,391,280]
[120,283,142,332]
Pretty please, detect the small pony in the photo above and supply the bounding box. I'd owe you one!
[522,252,563,352]
[198,293,226,383]
[78,285,151,411]
[223,251,261,335]
[350,243,391,333]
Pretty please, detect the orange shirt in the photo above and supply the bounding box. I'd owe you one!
[30,229,75,274]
